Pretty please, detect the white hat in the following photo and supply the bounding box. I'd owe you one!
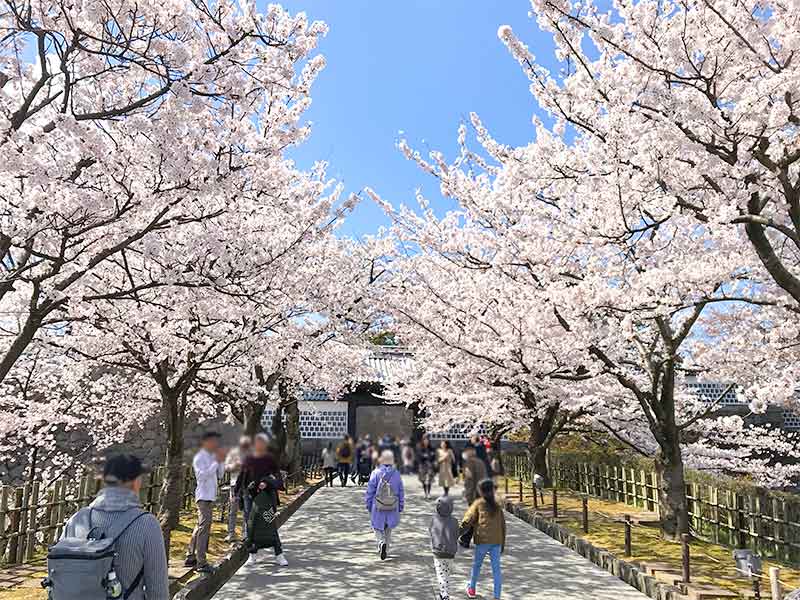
[378,450,395,465]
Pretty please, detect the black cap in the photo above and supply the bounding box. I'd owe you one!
[103,454,149,484]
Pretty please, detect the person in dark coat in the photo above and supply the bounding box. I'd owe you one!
[417,436,436,499]
[237,434,289,567]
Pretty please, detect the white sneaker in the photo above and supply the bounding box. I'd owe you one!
[275,553,289,567]
[246,552,258,566]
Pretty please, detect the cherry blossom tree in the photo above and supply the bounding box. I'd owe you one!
[368,190,594,485]
[374,105,799,537]
[0,0,328,385]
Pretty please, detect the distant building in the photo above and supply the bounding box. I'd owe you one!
[686,377,795,431]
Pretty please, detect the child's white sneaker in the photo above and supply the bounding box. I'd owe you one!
[275,553,289,567]
[246,552,258,566]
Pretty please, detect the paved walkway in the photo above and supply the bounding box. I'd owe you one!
[212,477,650,599]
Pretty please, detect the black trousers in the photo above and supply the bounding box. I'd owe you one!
[324,467,337,486]
[337,462,350,486]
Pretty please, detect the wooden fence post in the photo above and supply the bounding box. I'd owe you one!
[0,486,8,560]
[7,487,23,564]
[681,533,691,584]
[26,481,40,560]
[16,482,31,563]
[552,489,558,519]
[518,477,523,503]
[582,495,589,533]
[768,566,781,600]
[624,514,632,557]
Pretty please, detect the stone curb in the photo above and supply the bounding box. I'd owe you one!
[173,480,325,600]
[504,500,684,600]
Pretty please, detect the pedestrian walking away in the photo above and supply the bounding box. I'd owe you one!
[401,438,416,474]
[335,434,354,487]
[238,433,289,567]
[321,441,338,487]
[224,435,252,542]
[365,449,405,560]
[461,479,506,600]
[47,454,169,600]
[429,495,459,600]
[437,440,455,496]
[461,446,488,506]
[417,435,436,499]
[186,431,226,573]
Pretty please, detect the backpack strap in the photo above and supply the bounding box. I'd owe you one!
[123,567,145,600]
[108,508,148,545]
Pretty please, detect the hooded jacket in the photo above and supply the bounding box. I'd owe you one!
[429,496,459,559]
[63,486,169,600]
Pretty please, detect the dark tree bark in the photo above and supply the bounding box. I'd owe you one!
[156,388,187,554]
[284,396,302,476]
[243,402,266,437]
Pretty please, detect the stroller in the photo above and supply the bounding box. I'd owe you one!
[356,455,373,485]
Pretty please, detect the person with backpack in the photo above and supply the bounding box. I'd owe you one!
[335,434,354,487]
[428,495,459,600]
[365,449,405,560]
[461,479,506,600]
[45,454,169,600]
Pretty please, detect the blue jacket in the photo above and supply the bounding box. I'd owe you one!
[365,465,404,530]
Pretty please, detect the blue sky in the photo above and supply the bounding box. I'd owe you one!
[277,1,555,238]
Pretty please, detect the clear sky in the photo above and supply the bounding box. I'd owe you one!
[276,1,556,238]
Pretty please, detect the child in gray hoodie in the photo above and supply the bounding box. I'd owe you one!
[429,495,459,600]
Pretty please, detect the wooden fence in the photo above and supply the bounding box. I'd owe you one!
[506,453,800,563]
[0,454,321,566]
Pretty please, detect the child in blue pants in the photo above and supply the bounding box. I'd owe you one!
[460,479,506,599]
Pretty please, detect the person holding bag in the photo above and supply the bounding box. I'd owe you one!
[460,479,506,600]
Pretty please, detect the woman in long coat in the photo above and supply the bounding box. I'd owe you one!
[365,450,405,560]
[437,440,456,495]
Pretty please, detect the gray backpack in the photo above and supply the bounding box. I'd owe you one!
[375,472,398,512]
[43,507,147,600]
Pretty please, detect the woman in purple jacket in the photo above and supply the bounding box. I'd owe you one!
[365,450,405,560]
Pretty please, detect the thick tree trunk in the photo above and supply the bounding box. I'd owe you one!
[157,391,186,554]
[655,437,689,539]
[0,311,43,386]
[526,414,555,487]
[243,403,265,437]
[270,405,287,461]
[284,398,302,475]
[529,444,550,486]
[653,358,690,540]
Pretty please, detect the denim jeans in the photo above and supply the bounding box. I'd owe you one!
[470,543,502,598]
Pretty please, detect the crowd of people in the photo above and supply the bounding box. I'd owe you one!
[359,433,507,600]
[47,431,504,600]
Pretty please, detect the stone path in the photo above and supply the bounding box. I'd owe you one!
[212,477,650,599]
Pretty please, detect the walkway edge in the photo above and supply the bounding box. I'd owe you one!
[174,480,326,600]
[504,501,683,600]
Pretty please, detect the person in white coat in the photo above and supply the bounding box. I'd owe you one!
[185,432,226,573]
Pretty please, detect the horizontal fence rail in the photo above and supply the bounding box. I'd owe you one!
[505,452,800,563]
[0,454,321,566]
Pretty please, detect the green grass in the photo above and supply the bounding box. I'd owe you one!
[499,477,800,597]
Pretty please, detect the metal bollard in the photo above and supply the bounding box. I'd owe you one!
[681,534,691,584]
[518,478,523,502]
[552,489,558,519]
[505,476,509,496]
[624,515,632,556]
[532,485,539,509]
[581,495,589,533]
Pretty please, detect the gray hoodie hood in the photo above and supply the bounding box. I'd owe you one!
[89,486,142,512]
[435,495,454,517]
